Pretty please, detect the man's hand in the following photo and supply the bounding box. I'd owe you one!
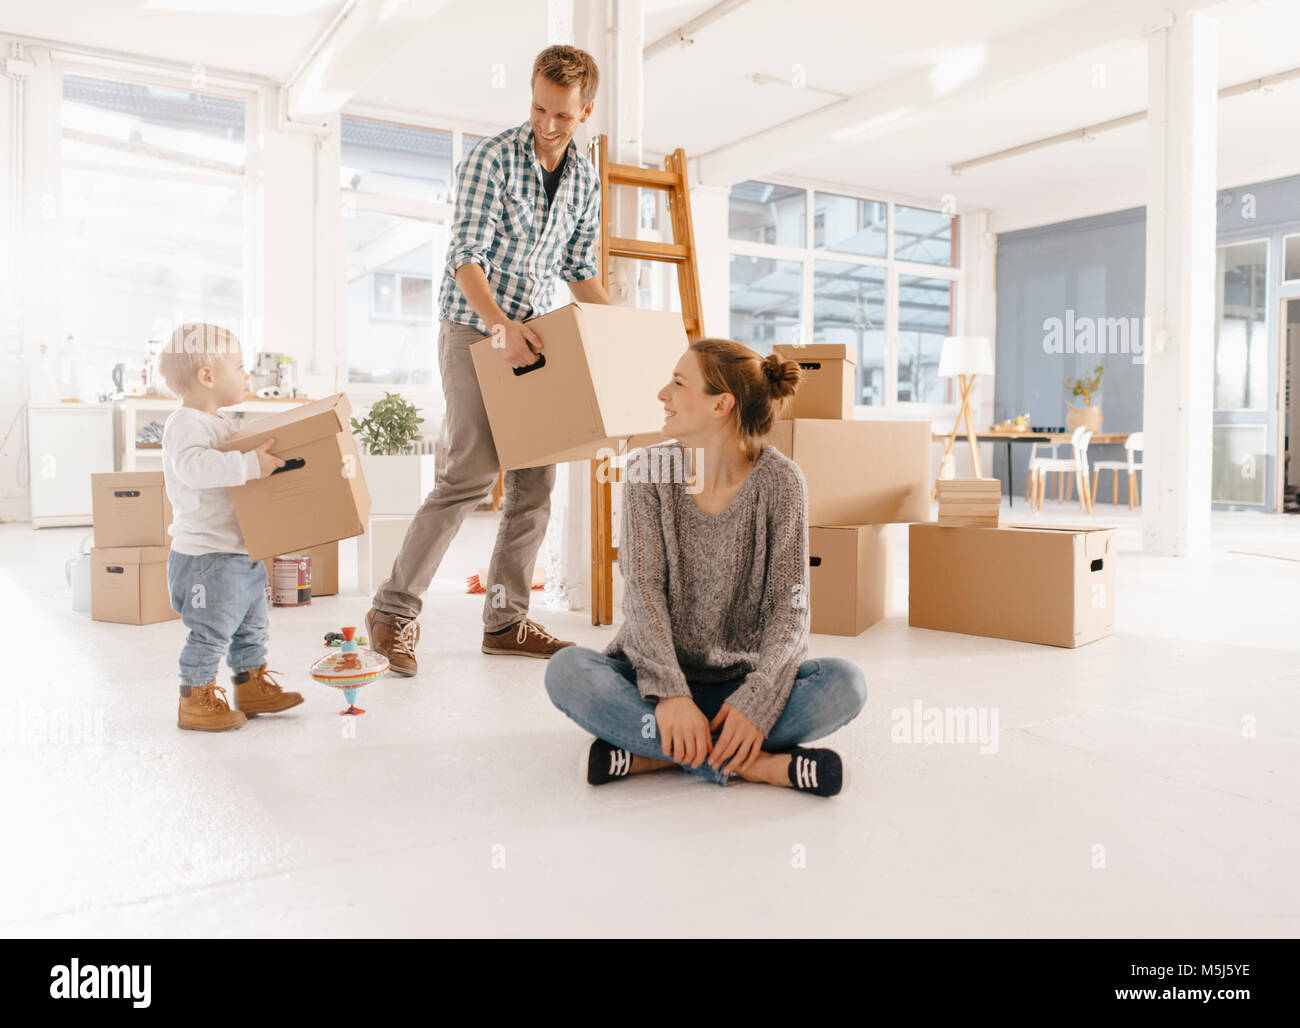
[655,696,712,768]
[254,438,285,478]
[491,317,544,369]
[708,703,765,775]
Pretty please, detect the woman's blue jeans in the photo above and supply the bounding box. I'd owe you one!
[545,646,867,786]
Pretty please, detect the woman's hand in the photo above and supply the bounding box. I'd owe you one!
[655,696,712,768]
[708,703,765,775]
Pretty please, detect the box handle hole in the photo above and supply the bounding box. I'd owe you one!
[271,458,306,476]
[809,556,822,567]
[113,490,141,498]
[1090,558,1104,572]
[107,566,124,574]
[512,353,547,376]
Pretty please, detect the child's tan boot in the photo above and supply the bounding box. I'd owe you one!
[233,664,304,716]
[178,681,247,732]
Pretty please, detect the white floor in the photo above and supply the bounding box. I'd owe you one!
[3,497,1298,938]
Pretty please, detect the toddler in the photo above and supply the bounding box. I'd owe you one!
[159,322,300,731]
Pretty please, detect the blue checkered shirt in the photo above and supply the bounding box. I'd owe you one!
[438,120,601,335]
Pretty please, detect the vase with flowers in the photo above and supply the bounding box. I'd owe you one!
[1065,363,1105,432]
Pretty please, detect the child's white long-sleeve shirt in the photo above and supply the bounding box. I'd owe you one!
[162,407,263,555]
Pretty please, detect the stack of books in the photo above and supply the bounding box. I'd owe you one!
[936,478,1001,528]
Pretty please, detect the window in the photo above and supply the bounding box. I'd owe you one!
[897,276,956,403]
[814,261,885,406]
[1284,233,1300,282]
[728,181,805,247]
[729,255,801,350]
[728,181,962,410]
[895,204,957,267]
[1214,239,1268,411]
[341,116,459,386]
[815,192,887,258]
[59,73,249,394]
[340,116,452,202]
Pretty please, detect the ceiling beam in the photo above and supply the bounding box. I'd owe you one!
[693,0,1236,187]
[285,0,453,125]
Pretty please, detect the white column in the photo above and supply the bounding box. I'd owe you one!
[1142,11,1217,556]
[690,183,730,338]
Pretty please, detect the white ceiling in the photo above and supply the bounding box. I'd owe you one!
[6,0,1300,232]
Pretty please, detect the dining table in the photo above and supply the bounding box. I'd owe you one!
[932,429,1132,508]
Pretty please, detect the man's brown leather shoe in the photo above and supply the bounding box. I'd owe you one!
[481,618,574,659]
[233,664,303,715]
[366,607,420,676]
[178,681,246,732]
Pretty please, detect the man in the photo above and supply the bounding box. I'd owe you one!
[366,45,611,674]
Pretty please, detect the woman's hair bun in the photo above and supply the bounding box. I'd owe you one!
[762,352,801,401]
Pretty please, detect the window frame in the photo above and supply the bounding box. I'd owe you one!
[727,176,964,421]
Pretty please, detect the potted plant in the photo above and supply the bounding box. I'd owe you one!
[351,392,438,516]
[1065,363,1105,433]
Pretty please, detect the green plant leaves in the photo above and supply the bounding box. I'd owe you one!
[349,392,425,456]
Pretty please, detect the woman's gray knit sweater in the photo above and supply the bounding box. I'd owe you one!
[604,442,811,736]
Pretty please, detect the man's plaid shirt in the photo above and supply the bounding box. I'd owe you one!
[438,120,601,335]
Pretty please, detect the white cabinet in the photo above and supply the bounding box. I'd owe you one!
[28,404,115,527]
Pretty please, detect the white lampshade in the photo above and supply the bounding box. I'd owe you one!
[938,336,993,378]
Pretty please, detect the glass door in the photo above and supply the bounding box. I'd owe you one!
[1211,239,1274,510]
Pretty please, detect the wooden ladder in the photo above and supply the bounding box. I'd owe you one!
[587,133,705,625]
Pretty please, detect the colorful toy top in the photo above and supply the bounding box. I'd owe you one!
[309,626,389,689]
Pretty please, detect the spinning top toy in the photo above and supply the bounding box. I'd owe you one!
[309,626,389,715]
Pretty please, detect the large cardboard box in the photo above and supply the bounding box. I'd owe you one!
[215,394,370,562]
[908,522,1116,648]
[470,302,685,470]
[91,545,179,625]
[92,471,173,547]
[765,419,931,525]
[809,524,887,636]
[774,344,856,420]
[260,540,339,598]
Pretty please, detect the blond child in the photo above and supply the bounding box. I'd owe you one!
[158,323,301,731]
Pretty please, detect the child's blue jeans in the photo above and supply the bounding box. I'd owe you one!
[545,646,867,786]
[167,551,269,690]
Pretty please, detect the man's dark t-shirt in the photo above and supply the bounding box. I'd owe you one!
[541,153,567,210]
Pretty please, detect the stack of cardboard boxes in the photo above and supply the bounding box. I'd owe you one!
[90,471,179,625]
[767,344,931,636]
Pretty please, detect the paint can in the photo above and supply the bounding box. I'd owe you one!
[272,554,312,606]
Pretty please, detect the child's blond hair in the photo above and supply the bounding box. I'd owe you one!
[157,323,243,397]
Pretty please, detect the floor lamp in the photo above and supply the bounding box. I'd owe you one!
[932,336,993,500]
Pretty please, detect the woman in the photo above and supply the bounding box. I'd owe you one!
[545,338,868,797]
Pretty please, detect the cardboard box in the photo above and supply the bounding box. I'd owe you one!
[260,540,339,598]
[91,545,179,625]
[908,522,1116,648]
[92,471,173,547]
[764,419,931,525]
[809,524,887,636]
[774,344,856,420]
[215,394,370,562]
[470,302,685,471]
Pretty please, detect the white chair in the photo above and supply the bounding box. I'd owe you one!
[1091,432,1143,508]
[1023,435,1060,503]
[1030,426,1093,513]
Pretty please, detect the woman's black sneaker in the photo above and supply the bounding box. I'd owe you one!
[786,747,845,797]
[586,739,634,785]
